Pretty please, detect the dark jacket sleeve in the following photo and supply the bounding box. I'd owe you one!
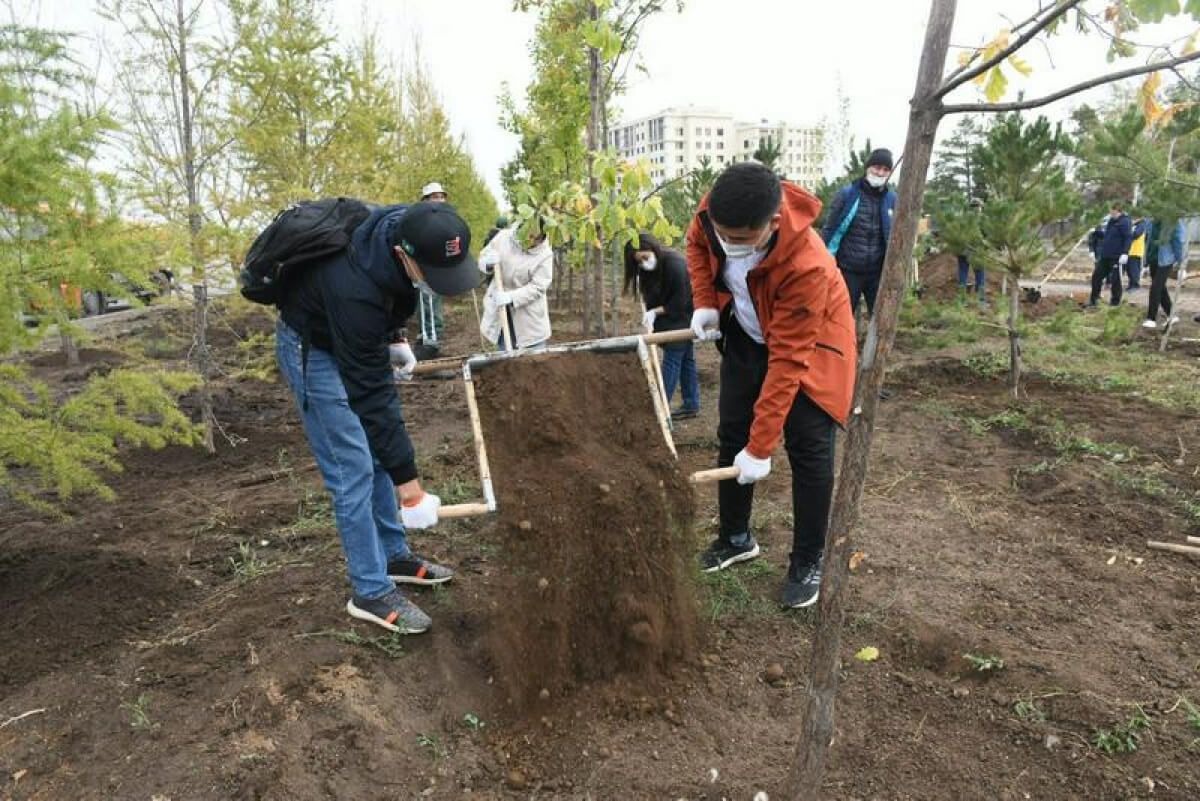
[1117,216,1133,255]
[320,272,418,485]
[821,187,847,244]
[658,253,693,330]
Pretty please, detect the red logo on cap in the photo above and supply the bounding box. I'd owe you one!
[445,236,462,257]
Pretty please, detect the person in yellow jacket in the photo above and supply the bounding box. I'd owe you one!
[1125,217,1147,291]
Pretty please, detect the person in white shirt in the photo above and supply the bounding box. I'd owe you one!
[479,220,553,350]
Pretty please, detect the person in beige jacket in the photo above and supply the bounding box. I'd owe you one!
[479,221,553,350]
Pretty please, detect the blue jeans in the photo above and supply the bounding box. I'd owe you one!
[957,255,985,294]
[275,320,410,600]
[660,341,700,412]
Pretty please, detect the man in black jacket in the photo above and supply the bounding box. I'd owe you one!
[820,148,897,316]
[276,201,479,634]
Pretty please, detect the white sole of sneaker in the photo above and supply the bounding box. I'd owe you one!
[389,573,453,586]
[784,591,820,610]
[345,600,429,634]
[702,544,761,573]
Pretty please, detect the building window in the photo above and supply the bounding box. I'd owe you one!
[704,127,711,135]
[677,127,684,136]
[677,155,684,163]
[717,155,725,163]
[717,127,724,136]
[717,142,724,150]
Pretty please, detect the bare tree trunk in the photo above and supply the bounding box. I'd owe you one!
[61,331,79,367]
[176,0,215,454]
[585,1,605,336]
[785,1,956,797]
[1008,272,1022,398]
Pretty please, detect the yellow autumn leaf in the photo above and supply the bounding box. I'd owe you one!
[1007,54,1033,77]
[1141,72,1164,126]
[849,550,867,571]
[958,50,973,67]
[983,67,1008,102]
[855,646,880,662]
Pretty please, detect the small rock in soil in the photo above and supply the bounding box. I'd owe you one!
[518,520,532,531]
[539,688,550,700]
[952,686,970,698]
[505,769,527,790]
[763,663,785,684]
[598,482,611,494]
[1044,734,1061,750]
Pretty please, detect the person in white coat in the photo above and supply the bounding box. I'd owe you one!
[479,221,553,350]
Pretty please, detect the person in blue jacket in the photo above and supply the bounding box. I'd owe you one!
[821,148,897,317]
[1089,203,1132,307]
[1142,218,1187,329]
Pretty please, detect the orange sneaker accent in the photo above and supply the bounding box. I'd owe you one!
[416,564,428,579]
[386,611,399,624]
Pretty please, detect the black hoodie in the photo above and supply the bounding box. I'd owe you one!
[278,204,421,484]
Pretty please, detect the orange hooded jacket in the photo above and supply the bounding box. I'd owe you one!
[686,182,857,459]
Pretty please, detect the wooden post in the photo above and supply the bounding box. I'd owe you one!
[637,338,676,459]
[785,1,957,797]
[461,365,496,511]
[1147,540,1200,557]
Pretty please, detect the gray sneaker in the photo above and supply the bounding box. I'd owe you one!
[346,589,431,634]
[387,555,454,586]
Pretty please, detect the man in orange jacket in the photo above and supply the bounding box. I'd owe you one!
[687,163,857,608]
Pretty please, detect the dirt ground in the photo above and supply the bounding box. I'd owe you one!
[1,296,1197,800]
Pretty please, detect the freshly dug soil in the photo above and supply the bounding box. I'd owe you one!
[473,350,698,705]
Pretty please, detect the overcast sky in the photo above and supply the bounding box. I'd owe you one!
[22,1,1198,200]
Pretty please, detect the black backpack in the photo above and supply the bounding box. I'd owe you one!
[239,197,371,305]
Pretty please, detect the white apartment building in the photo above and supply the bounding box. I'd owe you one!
[609,106,826,188]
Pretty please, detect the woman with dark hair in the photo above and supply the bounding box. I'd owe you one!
[624,232,700,419]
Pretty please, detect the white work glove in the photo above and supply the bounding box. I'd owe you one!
[494,289,513,306]
[642,308,658,333]
[733,448,771,485]
[480,252,498,276]
[388,341,417,381]
[1118,254,1129,266]
[690,307,720,341]
[400,491,441,529]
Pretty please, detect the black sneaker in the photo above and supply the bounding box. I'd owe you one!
[671,407,699,420]
[346,589,431,634]
[699,536,760,573]
[781,561,822,609]
[387,555,454,586]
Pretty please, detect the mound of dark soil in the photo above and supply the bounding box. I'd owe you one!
[474,350,698,705]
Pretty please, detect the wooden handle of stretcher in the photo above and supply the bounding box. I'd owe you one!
[689,466,741,484]
[437,502,492,520]
[644,329,705,346]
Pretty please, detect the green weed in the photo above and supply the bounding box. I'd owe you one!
[963,653,1006,673]
[1014,698,1047,723]
[700,559,776,622]
[228,542,273,581]
[295,628,407,658]
[416,732,447,761]
[1092,707,1152,754]
[462,712,485,732]
[121,693,156,731]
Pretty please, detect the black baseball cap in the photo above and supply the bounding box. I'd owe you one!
[394,202,480,296]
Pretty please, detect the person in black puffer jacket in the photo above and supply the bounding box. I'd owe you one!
[820,148,897,317]
[624,231,700,419]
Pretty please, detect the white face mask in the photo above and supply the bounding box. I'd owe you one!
[638,254,657,271]
[717,230,770,259]
[866,172,889,189]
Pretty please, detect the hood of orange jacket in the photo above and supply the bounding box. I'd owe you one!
[686,182,857,458]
